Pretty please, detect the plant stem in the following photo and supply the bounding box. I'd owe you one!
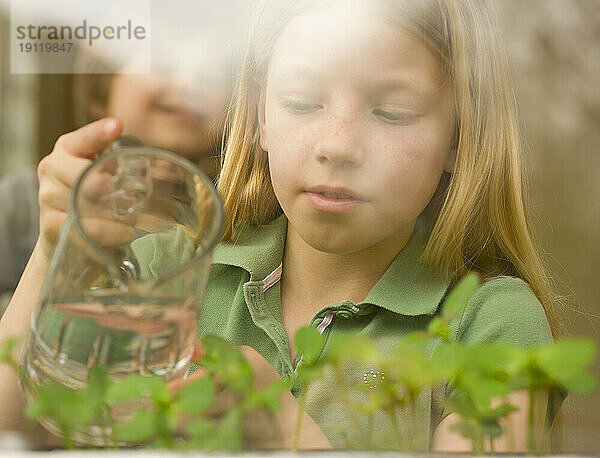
[332,363,362,446]
[389,406,407,451]
[292,383,307,452]
[96,404,116,448]
[528,388,536,455]
[155,408,173,449]
[474,430,484,455]
[62,426,73,450]
[341,430,351,449]
[365,412,374,449]
[405,392,420,451]
[504,394,515,452]
[107,407,119,449]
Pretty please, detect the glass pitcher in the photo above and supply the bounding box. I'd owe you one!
[18,140,223,444]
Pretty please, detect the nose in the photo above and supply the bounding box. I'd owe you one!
[316,106,363,168]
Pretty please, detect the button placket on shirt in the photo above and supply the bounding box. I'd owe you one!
[335,310,353,319]
[243,282,294,378]
[292,301,369,393]
[317,300,367,321]
[296,301,365,366]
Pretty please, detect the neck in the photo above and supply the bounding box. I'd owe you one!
[281,223,414,315]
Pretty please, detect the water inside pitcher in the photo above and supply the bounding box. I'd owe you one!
[18,140,223,444]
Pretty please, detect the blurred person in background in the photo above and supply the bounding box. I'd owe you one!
[0,51,233,306]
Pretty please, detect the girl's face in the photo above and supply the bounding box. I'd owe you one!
[259,3,456,254]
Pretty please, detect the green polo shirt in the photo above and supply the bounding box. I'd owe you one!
[133,215,553,449]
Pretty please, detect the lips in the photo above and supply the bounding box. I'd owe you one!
[303,185,367,213]
[305,186,366,201]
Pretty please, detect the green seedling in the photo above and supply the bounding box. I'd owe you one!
[2,273,598,454]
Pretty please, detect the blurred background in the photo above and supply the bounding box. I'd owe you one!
[496,1,600,451]
[0,0,598,452]
[0,0,255,305]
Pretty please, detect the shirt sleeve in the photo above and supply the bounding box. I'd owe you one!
[435,276,558,428]
[452,275,553,346]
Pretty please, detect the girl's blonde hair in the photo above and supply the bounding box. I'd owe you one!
[218,0,558,335]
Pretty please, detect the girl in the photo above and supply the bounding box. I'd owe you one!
[0,0,557,451]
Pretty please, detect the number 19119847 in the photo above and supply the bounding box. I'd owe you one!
[18,42,73,52]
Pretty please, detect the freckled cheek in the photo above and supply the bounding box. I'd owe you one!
[266,118,314,164]
[370,137,447,212]
[267,139,307,201]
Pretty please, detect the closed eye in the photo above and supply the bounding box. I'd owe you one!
[373,108,419,125]
[280,97,322,114]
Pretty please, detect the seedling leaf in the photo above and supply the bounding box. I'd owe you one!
[441,273,480,322]
[295,327,323,365]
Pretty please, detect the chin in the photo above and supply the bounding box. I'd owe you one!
[298,225,370,255]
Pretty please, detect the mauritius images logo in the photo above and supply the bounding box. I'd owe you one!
[11,0,151,74]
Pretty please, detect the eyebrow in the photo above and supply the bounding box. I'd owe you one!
[358,70,439,97]
[367,80,434,99]
[269,65,324,85]
[270,64,435,98]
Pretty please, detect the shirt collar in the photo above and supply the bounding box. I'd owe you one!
[361,230,450,316]
[212,214,288,281]
[212,215,450,316]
